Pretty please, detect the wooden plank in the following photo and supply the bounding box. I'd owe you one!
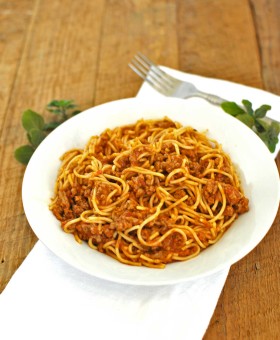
[173,0,279,338]
[0,0,35,128]
[176,0,263,88]
[0,0,106,291]
[202,1,280,336]
[0,0,37,290]
[250,0,280,95]
[95,0,179,104]
[207,208,280,339]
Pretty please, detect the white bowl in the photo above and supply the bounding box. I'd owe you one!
[22,97,280,285]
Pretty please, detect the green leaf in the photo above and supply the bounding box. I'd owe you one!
[269,121,280,141]
[47,108,65,115]
[22,110,45,132]
[256,131,269,150]
[27,128,47,147]
[27,132,32,145]
[14,145,35,165]
[256,122,280,152]
[257,132,277,153]
[71,110,81,116]
[47,99,76,109]
[43,121,62,131]
[271,121,280,133]
[242,100,253,115]
[254,104,271,118]
[220,99,279,153]
[221,102,245,116]
[255,118,269,133]
[236,113,255,128]
[15,99,81,165]
[47,100,63,107]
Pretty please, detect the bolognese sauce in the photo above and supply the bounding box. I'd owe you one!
[50,117,249,268]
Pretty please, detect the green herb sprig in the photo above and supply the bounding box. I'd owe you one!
[221,99,280,153]
[14,100,80,165]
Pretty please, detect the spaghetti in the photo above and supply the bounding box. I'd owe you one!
[50,117,249,268]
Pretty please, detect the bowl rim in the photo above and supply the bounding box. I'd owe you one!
[22,97,280,285]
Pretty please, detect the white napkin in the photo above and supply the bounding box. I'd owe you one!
[0,242,228,340]
[1,68,279,340]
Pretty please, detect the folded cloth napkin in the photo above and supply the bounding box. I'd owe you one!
[0,68,279,340]
[0,242,228,340]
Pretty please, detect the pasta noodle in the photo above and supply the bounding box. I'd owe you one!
[50,117,249,268]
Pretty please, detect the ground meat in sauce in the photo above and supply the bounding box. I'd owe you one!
[129,146,151,166]
[203,180,219,205]
[52,186,91,221]
[50,118,249,267]
[202,180,249,215]
[128,174,157,197]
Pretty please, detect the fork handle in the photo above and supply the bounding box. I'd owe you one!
[193,92,280,125]
[191,91,227,106]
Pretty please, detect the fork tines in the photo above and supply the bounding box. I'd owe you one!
[128,52,175,93]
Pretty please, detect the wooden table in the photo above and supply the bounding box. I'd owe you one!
[1,0,279,338]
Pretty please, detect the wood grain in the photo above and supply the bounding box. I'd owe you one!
[0,0,37,290]
[250,0,280,95]
[0,0,35,124]
[95,0,179,104]
[204,1,280,338]
[0,0,279,338]
[0,0,107,289]
[176,0,263,88]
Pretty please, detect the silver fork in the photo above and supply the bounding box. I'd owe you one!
[129,53,280,126]
[129,52,227,106]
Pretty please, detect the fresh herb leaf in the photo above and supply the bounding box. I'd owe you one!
[242,99,254,116]
[43,121,62,131]
[254,104,271,119]
[221,102,245,116]
[15,99,81,165]
[221,99,280,153]
[28,128,47,147]
[47,99,78,120]
[267,122,280,152]
[254,118,268,133]
[257,122,280,152]
[46,108,64,115]
[14,145,35,165]
[47,99,76,109]
[22,110,45,132]
[71,110,81,116]
[236,113,254,128]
